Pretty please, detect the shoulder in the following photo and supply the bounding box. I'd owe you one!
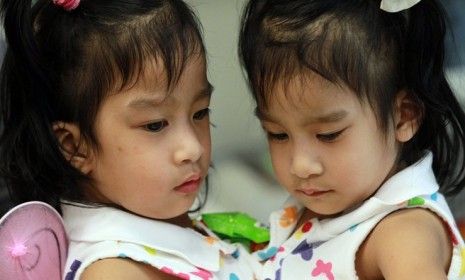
[80,258,181,280]
[356,208,452,280]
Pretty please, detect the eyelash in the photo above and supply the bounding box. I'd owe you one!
[267,132,288,141]
[143,108,210,132]
[144,120,168,132]
[193,108,210,120]
[316,129,345,142]
[266,129,346,143]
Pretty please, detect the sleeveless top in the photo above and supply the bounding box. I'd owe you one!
[255,153,465,279]
[62,204,260,280]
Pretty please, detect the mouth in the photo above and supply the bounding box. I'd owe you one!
[297,188,332,197]
[174,175,202,194]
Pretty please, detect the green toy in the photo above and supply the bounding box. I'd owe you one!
[201,212,270,244]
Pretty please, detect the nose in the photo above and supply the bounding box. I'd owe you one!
[173,126,204,165]
[289,143,323,179]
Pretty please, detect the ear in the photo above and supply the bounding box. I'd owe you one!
[393,90,423,143]
[52,122,94,174]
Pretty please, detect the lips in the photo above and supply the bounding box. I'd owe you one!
[297,187,332,197]
[174,175,201,194]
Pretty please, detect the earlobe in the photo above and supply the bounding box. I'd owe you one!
[52,122,93,174]
[394,90,423,143]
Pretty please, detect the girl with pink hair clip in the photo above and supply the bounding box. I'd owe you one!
[0,0,260,279]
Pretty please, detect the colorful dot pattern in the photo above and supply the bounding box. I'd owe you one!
[260,191,465,279]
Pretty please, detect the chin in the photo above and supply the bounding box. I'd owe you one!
[307,206,343,219]
[158,205,194,220]
[123,207,181,221]
[126,198,196,221]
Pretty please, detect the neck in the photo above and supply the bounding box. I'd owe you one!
[295,208,341,232]
[163,213,193,228]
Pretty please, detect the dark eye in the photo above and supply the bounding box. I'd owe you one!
[144,120,168,132]
[267,132,288,142]
[193,108,210,120]
[316,129,344,142]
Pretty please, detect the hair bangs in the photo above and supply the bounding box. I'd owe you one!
[75,2,204,97]
[108,7,205,93]
[246,4,401,131]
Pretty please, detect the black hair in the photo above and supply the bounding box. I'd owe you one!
[0,0,205,212]
[239,0,465,196]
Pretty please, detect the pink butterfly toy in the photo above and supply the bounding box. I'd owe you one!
[0,201,68,280]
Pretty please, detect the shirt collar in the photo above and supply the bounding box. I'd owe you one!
[373,151,438,203]
[61,203,233,271]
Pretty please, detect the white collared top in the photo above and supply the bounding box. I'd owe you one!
[62,203,259,280]
[255,152,465,280]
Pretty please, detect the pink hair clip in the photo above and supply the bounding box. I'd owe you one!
[53,0,81,11]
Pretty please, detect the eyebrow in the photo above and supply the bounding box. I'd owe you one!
[127,83,214,110]
[256,107,348,124]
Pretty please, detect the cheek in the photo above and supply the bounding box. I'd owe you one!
[203,130,212,150]
[331,145,391,194]
[333,146,371,176]
[200,129,212,162]
[112,139,166,173]
[270,147,290,184]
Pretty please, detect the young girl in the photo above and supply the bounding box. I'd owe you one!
[239,0,465,279]
[0,0,258,279]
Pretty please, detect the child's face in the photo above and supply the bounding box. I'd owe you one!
[86,55,211,219]
[258,73,400,217]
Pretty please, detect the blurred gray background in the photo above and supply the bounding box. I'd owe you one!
[1,0,464,222]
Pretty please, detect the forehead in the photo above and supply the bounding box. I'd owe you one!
[113,54,207,96]
[255,72,376,127]
[260,72,350,113]
[102,55,209,112]
[134,53,206,91]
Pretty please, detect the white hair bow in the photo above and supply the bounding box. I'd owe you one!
[380,0,422,12]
